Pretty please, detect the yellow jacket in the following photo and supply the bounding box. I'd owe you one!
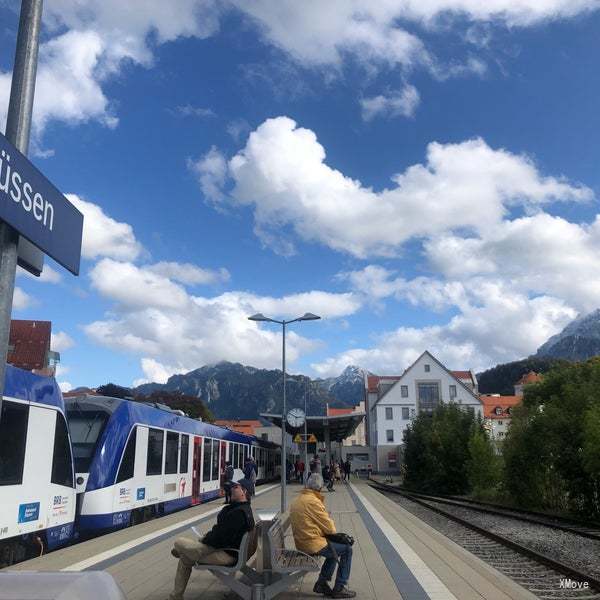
[289,489,336,555]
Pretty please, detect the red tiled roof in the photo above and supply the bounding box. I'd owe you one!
[479,395,522,419]
[327,406,353,416]
[451,370,471,380]
[516,371,542,385]
[367,374,402,392]
[214,419,263,435]
[7,320,51,371]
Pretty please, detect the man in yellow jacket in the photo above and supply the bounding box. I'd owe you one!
[289,473,356,598]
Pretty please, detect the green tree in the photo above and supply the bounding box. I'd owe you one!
[404,404,476,494]
[467,426,501,499]
[503,358,600,518]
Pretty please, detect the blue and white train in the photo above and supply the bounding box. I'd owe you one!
[0,366,280,566]
[0,365,76,566]
[66,394,280,533]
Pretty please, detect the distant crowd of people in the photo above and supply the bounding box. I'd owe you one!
[288,455,353,492]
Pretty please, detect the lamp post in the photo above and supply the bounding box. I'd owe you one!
[248,312,320,513]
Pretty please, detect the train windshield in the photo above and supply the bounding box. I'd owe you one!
[66,407,110,473]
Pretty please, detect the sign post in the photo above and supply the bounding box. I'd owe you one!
[0,0,44,411]
[0,0,83,414]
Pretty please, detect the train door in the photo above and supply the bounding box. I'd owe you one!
[219,441,226,497]
[192,436,202,505]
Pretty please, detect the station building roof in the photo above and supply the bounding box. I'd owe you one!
[260,411,365,443]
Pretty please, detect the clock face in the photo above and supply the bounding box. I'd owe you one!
[286,408,305,427]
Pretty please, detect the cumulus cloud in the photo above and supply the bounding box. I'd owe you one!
[195,117,591,258]
[58,381,73,393]
[147,262,230,286]
[313,280,576,376]
[188,146,228,204]
[67,194,143,261]
[361,85,420,120]
[19,264,62,284]
[51,331,75,353]
[12,287,34,310]
[84,259,360,381]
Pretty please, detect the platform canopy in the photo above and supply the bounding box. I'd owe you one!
[260,412,365,443]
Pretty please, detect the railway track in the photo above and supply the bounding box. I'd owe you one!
[370,481,600,600]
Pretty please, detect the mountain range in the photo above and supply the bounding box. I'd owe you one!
[134,362,366,419]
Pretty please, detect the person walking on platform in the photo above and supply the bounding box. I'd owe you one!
[168,479,254,600]
[289,474,356,598]
[243,456,257,496]
[223,460,234,503]
[343,459,352,483]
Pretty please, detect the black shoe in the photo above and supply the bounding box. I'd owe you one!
[330,586,356,598]
[171,548,180,559]
[313,580,333,595]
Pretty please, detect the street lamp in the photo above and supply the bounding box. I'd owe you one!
[248,312,320,513]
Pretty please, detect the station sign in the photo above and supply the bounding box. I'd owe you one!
[293,433,318,443]
[0,132,83,275]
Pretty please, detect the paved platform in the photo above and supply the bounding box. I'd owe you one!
[6,480,538,600]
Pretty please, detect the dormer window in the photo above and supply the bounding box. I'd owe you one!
[424,364,430,372]
[506,407,512,415]
[495,406,502,415]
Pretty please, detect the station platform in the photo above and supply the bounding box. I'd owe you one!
[6,480,537,600]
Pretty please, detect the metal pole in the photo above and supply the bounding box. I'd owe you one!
[281,320,286,513]
[0,0,43,414]
[304,380,308,471]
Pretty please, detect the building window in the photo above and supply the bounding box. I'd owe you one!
[117,427,137,483]
[495,406,503,415]
[400,385,408,398]
[51,412,74,488]
[165,431,179,474]
[449,385,457,399]
[388,452,397,468]
[180,434,189,473]
[385,407,393,420]
[386,429,394,443]
[424,364,430,372]
[402,407,409,420]
[498,432,504,438]
[418,383,440,414]
[146,428,164,475]
[497,421,503,426]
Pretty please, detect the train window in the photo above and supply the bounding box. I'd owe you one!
[239,444,244,466]
[0,400,29,486]
[116,428,137,483]
[203,438,212,481]
[211,440,219,481]
[165,431,179,474]
[231,442,237,468]
[179,434,189,473]
[51,412,74,488]
[146,428,164,475]
[66,405,109,473]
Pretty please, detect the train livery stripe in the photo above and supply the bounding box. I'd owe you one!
[61,484,279,572]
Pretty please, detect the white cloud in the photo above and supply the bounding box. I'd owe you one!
[19,264,62,284]
[51,331,75,352]
[12,287,33,310]
[84,259,361,382]
[199,117,591,258]
[147,262,230,286]
[361,85,420,120]
[172,105,216,118]
[313,281,576,376]
[67,194,143,261]
[58,381,73,393]
[188,146,228,204]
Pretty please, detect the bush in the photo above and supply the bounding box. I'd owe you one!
[467,427,502,499]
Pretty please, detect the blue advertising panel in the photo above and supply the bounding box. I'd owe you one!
[0,132,83,275]
[18,501,40,523]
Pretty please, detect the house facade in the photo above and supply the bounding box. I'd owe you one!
[367,351,484,473]
[480,394,522,449]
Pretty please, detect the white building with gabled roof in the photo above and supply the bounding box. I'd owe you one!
[367,350,483,472]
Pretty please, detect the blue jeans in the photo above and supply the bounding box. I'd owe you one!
[317,542,352,588]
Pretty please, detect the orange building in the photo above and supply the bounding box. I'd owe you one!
[480,394,522,442]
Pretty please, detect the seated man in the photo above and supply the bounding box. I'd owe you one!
[169,478,254,600]
[289,474,355,598]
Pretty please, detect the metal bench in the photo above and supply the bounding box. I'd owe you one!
[258,517,320,600]
[193,528,261,600]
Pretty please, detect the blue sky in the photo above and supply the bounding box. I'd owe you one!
[2,1,600,390]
